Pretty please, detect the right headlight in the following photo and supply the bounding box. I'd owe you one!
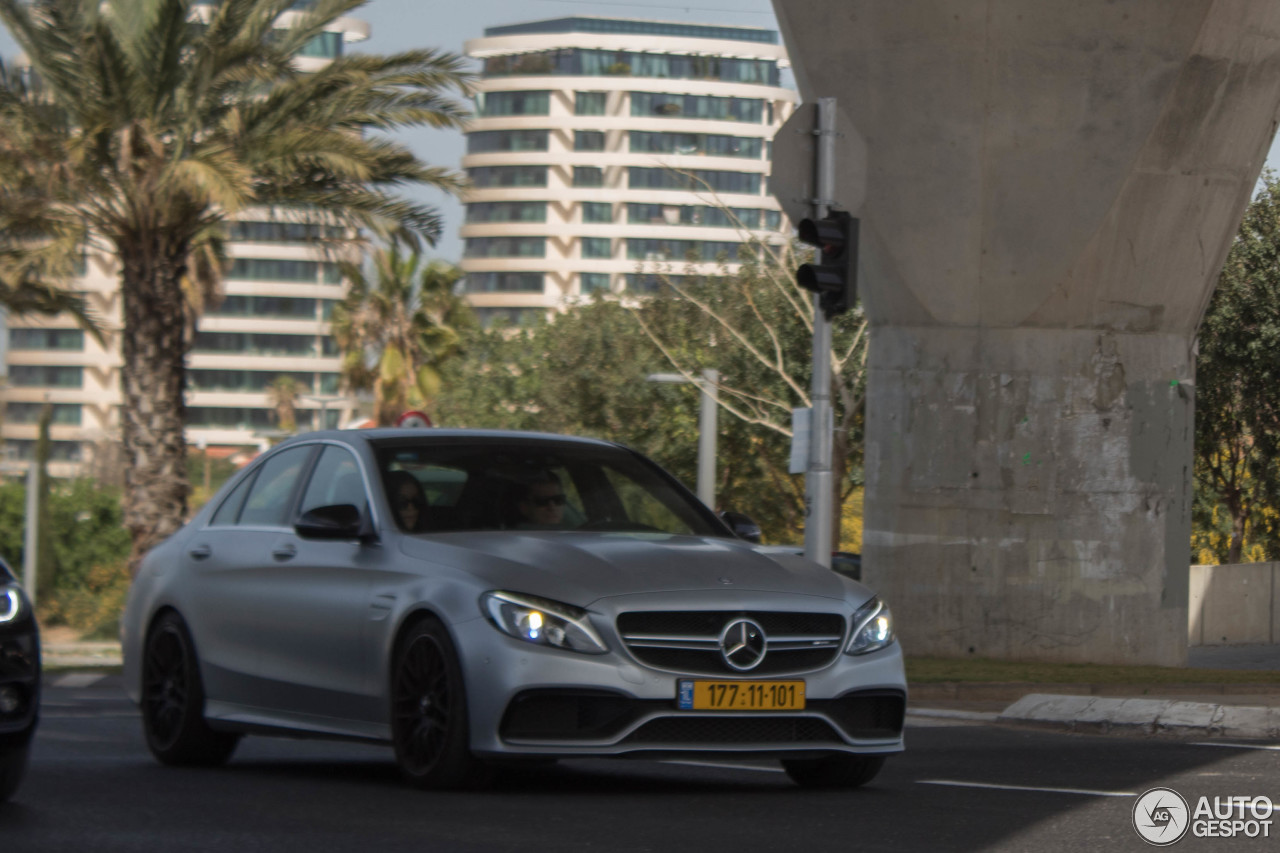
[0,586,23,624]
[845,597,894,655]
[480,591,609,655]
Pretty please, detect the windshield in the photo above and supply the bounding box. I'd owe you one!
[374,440,724,537]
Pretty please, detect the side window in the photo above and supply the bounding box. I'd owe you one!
[238,446,314,528]
[299,446,367,515]
[209,470,256,527]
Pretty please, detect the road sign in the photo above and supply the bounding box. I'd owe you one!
[769,101,867,224]
[395,410,433,428]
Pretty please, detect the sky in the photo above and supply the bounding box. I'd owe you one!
[2,0,1280,263]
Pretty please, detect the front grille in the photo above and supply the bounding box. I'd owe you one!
[500,689,651,742]
[622,716,842,745]
[617,610,846,675]
[812,690,905,739]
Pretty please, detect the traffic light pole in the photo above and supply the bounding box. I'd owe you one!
[804,97,837,568]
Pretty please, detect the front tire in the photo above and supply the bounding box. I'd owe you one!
[782,754,885,789]
[141,612,239,766]
[0,745,29,802]
[391,616,488,789]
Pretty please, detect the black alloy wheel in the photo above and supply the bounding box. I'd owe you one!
[782,754,886,788]
[391,617,488,789]
[141,613,239,766]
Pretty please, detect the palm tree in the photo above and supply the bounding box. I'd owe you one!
[332,247,473,426]
[265,374,301,434]
[0,0,471,570]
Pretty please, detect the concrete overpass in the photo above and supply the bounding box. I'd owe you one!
[774,1,1280,665]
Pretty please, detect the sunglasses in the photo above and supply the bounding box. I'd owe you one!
[531,494,567,508]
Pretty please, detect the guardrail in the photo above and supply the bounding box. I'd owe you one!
[1189,563,1279,646]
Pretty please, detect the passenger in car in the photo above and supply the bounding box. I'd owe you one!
[385,470,429,532]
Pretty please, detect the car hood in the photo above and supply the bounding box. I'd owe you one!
[399,531,864,607]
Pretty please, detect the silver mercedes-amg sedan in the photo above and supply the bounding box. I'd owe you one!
[122,429,905,789]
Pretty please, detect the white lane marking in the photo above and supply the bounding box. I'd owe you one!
[1190,742,1280,751]
[51,673,106,689]
[664,760,785,774]
[919,779,1137,798]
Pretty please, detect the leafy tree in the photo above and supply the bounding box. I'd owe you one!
[333,248,474,425]
[0,0,471,571]
[1194,171,1280,564]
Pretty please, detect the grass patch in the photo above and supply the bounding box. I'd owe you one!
[906,656,1280,685]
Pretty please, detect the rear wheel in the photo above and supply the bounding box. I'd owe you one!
[391,616,489,789]
[782,754,885,789]
[141,612,239,766]
[0,745,29,802]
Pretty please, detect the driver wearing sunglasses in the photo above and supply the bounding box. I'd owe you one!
[516,471,568,528]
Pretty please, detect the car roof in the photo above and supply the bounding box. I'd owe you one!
[274,428,626,451]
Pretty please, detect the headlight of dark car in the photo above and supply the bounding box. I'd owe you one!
[481,591,608,654]
[845,597,894,655]
[0,586,23,625]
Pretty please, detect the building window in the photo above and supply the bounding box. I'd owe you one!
[764,210,782,231]
[574,131,606,151]
[465,202,547,223]
[580,273,611,294]
[629,131,762,159]
[581,237,611,259]
[193,332,316,357]
[4,439,82,462]
[467,166,548,188]
[626,239,745,262]
[476,90,550,116]
[8,328,84,350]
[297,32,342,58]
[581,202,613,223]
[482,48,780,85]
[573,166,604,187]
[463,236,546,258]
[628,167,761,195]
[575,91,607,116]
[466,129,550,153]
[9,365,82,388]
[630,92,763,123]
[463,272,545,293]
[186,407,276,429]
[227,221,346,242]
[188,370,315,393]
[206,296,318,319]
[4,403,81,425]
[627,203,765,228]
[227,258,341,283]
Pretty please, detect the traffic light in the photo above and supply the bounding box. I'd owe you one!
[796,211,859,319]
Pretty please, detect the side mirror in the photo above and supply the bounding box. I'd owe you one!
[295,504,362,540]
[719,510,761,544]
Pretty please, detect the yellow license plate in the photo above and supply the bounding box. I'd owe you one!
[676,680,805,710]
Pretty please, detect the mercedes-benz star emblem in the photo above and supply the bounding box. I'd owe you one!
[719,618,767,671]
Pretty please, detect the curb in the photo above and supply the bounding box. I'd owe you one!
[909,681,1280,702]
[997,693,1280,740]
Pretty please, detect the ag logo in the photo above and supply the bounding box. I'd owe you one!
[1133,787,1190,846]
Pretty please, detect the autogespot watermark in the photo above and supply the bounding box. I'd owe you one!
[1132,787,1274,845]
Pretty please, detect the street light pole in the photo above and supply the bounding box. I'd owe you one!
[647,369,719,509]
[22,461,38,607]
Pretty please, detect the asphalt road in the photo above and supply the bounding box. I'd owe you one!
[2,675,1278,853]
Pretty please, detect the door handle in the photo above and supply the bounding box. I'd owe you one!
[272,544,297,561]
[188,544,212,560]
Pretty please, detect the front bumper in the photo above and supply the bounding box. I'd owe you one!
[453,605,907,759]
[0,612,40,748]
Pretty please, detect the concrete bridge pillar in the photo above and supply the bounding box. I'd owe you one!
[774,1,1280,664]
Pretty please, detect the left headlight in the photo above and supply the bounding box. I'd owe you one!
[0,586,23,624]
[845,597,894,655]
[481,591,609,655]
